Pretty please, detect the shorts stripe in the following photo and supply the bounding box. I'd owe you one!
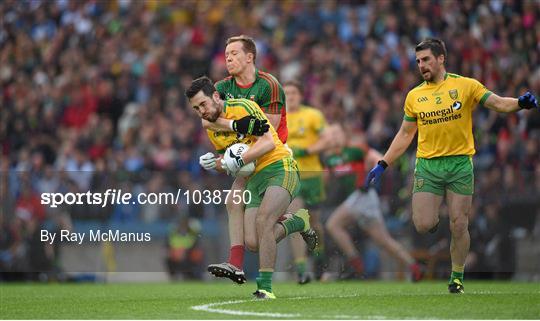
[282,158,290,191]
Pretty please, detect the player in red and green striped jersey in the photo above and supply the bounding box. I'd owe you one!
[323,123,424,282]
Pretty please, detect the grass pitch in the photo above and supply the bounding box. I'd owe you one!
[1,280,539,319]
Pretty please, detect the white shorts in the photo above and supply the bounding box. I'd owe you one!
[342,188,383,228]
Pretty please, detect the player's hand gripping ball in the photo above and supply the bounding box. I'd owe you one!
[221,143,255,177]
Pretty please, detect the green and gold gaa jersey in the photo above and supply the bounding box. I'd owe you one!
[287,105,326,178]
[404,73,491,158]
[207,98,290,174]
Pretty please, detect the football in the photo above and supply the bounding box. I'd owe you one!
[224,143,255,177]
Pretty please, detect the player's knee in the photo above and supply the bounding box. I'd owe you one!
[450,216,468,236]
[414,220,435,234]
[255,214,273,232]
[244,238,258,252]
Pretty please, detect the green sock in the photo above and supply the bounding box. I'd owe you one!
[256,271,273,292]
[295,259,306,275]
[280,215,305,235]
[449,271,464,284]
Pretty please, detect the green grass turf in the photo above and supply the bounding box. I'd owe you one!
[1,280,539,319]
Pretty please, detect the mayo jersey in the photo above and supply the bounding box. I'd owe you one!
[287,105,326,178]
[206,98,290,174]
[324,144,368,194]
[215,69,288,143]
[404,73,492,158]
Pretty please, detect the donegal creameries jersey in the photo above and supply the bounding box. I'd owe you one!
[287,105,326,178]
[404,73,492,158]
[207,98,291,174]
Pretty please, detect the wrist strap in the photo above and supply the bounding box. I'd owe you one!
[229,119,235,131]
[378,160,388,169]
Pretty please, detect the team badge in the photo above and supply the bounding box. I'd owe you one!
[449,89,458,100]
[415,178,424,189]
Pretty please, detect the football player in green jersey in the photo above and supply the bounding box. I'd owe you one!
[366,38,538,293]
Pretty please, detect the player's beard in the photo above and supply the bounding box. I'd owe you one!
[422,65,441,82]
[422,69,433,82]
[204,102,221,123]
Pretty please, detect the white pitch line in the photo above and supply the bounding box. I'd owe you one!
[191,299,300,318]
[190,295,363,319]
[191,291,539,319]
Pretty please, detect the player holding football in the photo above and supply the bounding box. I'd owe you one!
[366,38,538,293]
[186,76,310,299]
[323,123,423,282]
[198,35,289,283]
[284,80,330,283]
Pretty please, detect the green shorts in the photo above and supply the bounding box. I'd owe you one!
[413,155,474,196]
[245,157,300,209]
[299,175,326,207]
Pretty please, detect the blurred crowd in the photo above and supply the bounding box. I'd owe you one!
[1,0,539,280]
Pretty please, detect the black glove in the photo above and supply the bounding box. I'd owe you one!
[232,116,270,136]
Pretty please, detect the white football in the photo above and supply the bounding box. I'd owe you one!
[224,143,255,177]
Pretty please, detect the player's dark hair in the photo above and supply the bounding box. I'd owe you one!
[415,38,447,63]
[185,76,216,99]
[283,80,304,94]
[226,35,257,61]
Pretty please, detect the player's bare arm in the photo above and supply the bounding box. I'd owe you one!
[484,91,537,113]
[240,131,276,164]
[202,117,269,136]
[382,120,418,165]
[483,94,521,113]
[201,118,233,131]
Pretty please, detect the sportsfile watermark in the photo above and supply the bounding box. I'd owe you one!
[40,189,252,208]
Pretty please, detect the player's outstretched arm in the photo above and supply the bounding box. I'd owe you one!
[483,92,538,113]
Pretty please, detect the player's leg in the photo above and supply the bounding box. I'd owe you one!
[412,158,445,234]
[252,158,303,299]
[206,177,247,284]
[244,207,259,252]
[445,155,474,293]
[288,197,310,284]
[225,177,246,267]
[357,189,422,281]
[412,192,443,233]
[445,190,471,293]
[255,185,292,299]
[325,194,364,276]
[244,200,312,252]
[362,220,423,281]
